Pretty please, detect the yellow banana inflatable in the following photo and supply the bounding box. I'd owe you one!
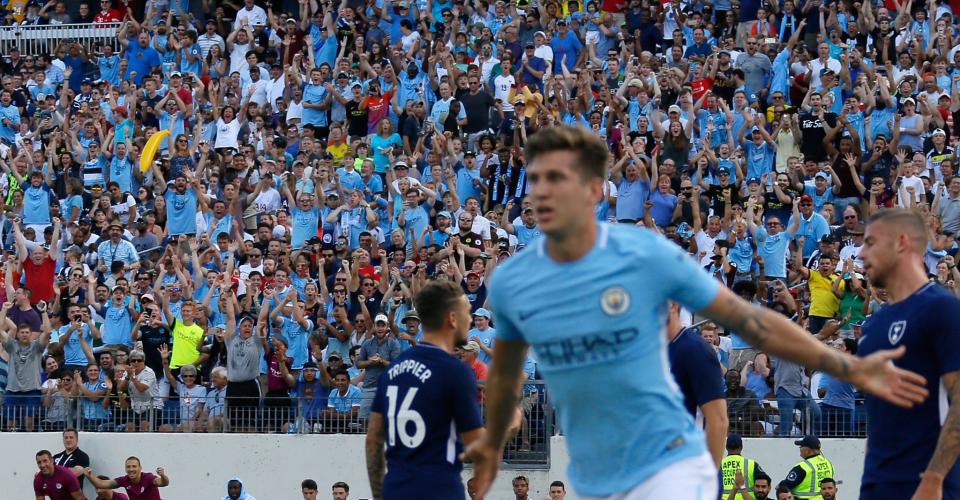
[140,130,170,173]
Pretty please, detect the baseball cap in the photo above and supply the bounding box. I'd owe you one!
[81,78,94,85]
[668,104,682,114]
[462,341,481,352]
[403,310,420,322]
[466,271,482,279]
[170,71,182,78]
[934,128,947,137]
[525,42,535,48]
[820,234,836,244]
[534,30,546,38]
[799,194,814,203]
[302,361,319,370]
[717,166,731,175]
[814,171,830,180]
[794,435,821,449]
[375,314,390,324]
[394,160,409,170]
[111,285,124,293]
[437,211,452,219]
[903,97,916,105]
[747,177,760,185]
[141,293,156,303]
[726,434,743,449]
[849,222,866,235]
[463,150,476,158]
[473,308,492,319]
[627,78,643,88]
[327,352,342,361]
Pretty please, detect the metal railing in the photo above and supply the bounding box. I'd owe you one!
[0,22,122,55]
[0,382,554,466]
[727,397,868,438]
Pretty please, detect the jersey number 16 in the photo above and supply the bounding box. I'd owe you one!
[386,385,426,448]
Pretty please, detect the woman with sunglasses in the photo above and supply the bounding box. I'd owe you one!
[42,370,78,432]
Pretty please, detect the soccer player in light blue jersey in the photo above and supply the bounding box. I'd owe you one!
[464,126,929,500]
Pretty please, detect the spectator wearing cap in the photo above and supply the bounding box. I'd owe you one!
[500,204,542,246]
[97,281,138,348]
[198,19,226,58]
[97,219,137,270]
[788,194,830,259]
[897,97,924,152]
[802,168,842,216]
[395,309,422,350]
[779,436,835,499]
[520,42,547,91]
[356,313,401,417]
[835,220,865,270]
[459,341,488,383]
[925,127,954,182]
[721,435,765,499]
[467,308,496,364]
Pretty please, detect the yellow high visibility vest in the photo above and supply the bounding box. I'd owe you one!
[720,454,756,500]
[792,454,835,500]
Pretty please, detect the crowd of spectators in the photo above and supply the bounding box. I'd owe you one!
[0,0,957,441]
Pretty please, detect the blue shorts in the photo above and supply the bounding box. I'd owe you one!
[860,481,960,500]
[3,390,42,418]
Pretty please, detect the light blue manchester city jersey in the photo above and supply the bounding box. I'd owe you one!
[489,223,721,495]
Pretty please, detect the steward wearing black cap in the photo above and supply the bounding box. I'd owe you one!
[721,434,765,500]
[779,435,835,499]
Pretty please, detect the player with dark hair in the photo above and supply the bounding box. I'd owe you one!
[465,126,929,499]
[858,209,960,500]
[34,449,85,500]
[364,280,484,499]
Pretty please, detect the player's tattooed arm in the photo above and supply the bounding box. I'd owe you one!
[703,287,850,378]
[922,370,960,484]
[365,412,387,499]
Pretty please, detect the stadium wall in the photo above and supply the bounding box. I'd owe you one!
[3,434,866,499]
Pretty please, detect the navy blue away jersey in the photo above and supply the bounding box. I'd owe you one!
[372,342,483,499]
[859,283,960,490]
[669,328,726,420]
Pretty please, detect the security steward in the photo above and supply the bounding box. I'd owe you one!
[778,435,836,499]
[721,434,764,499]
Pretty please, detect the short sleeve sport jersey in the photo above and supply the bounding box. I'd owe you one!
[371,342,483,499]
[488,223,721,495]
[669,327,726,420]
[859,283,960,490]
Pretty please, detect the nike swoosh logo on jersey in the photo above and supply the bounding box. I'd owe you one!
[519,310,540,321]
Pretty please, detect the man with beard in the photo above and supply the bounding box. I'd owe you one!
[365,280,484,500]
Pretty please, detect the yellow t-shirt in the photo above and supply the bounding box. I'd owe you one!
[170,320,205,369]
[809,271,842,319]
[327,142,350,164]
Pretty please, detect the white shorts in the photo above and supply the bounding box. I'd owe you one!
[583,453,718,500]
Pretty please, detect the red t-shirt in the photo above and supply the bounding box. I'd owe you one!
[114,472,161,500]
[33,465,83,500]
[23,257,55,304]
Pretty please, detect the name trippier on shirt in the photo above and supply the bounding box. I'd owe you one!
[387,360,432,383]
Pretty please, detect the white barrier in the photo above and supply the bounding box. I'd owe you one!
[0,23,122,55]
[0,434,867,499]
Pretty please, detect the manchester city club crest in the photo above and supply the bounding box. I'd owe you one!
[888,320,907,345]
[600,286,630,316]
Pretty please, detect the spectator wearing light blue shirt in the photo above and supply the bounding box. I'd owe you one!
[788,194,831,259]
[468,308,497,365]
[746,200,800,280]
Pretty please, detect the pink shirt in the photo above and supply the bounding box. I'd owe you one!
[114,472,160,500]
[34,465,84,500]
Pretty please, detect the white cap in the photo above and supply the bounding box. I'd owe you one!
[272,225,287,239]
[375,314,389,324]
